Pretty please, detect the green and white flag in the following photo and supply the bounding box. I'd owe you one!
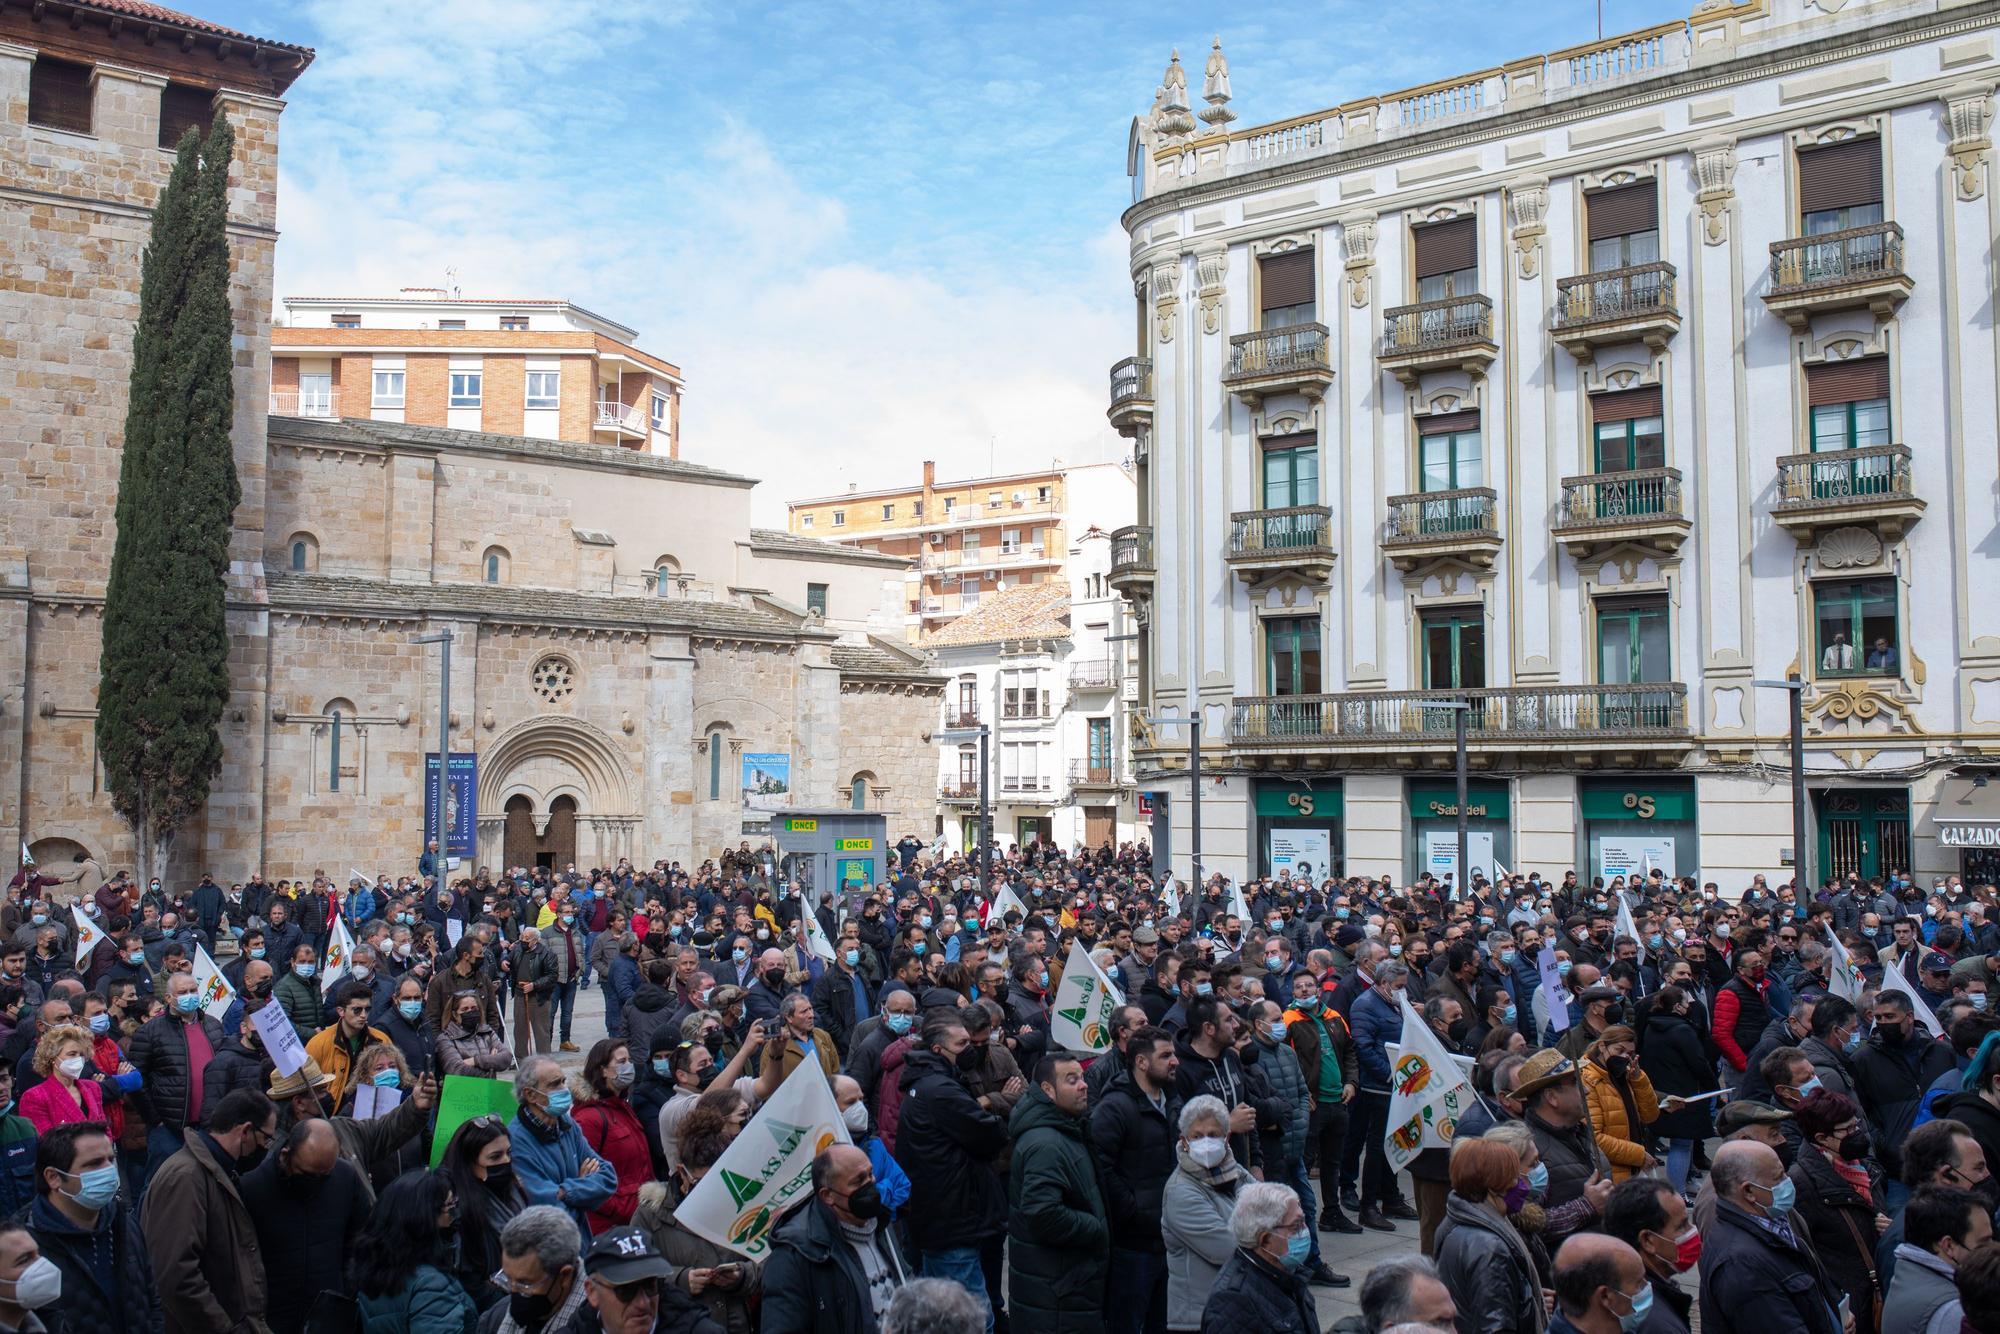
[1050,938,1124,1053]
[801,906,836,963]
[672,1057,851,1258]
[1384,996,1473,1172]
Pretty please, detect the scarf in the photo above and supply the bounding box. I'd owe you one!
[492,1266,589,1334]
[1831,1156,1873,1204]
[1175,1145,1248,1189]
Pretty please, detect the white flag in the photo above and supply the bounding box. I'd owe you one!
[1384,996,1475,1171]
[801,907,836,963]
[1492,861,1510,882]
[192,943,236,1023]
[351,868,374,889]
[989,883,1027,924]
[322,915,357,995]
[673,1057,850,1258]
[1827,933,1864,1003]
[1050,938,1125,1053]
[18,843,28,867]
[70,903,102,969]
[1228,878,1252,924]
[1616,895,1646,965]
[1878,951,1944,1036]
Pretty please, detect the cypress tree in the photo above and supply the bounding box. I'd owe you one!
[96,115,241,883]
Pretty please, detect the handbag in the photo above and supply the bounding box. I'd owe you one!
[1835,1207,1885,1331]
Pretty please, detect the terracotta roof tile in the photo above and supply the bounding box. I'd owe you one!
[747,529,910,568]
[74,0,313,55]
[920,583,1071,649]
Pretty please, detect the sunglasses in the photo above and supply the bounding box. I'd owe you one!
[596,1276,662,1303]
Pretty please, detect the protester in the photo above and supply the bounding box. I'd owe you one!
[1163,1095,1249,1330]
[1547,1234,1652,1334]
[240,1117,371,1334]
[634,1103,763,1334]
[1580,1027,1662,1183]
[578,1223,725,1334]
[1698,1139,1845,1334]
[141,1088,278,1334]
[347,1166,481,1333]
[510,1055,617,1242]
[1786,1089,1890,1334]
[1095,1023,1182,1334]
[762,1144,910,1334]
[1598,1175,1699,1334]
[1880,1186,1990,1334]
[1358,1254,1460,1334]
[894,1010,1007,1328]
[1433,1137,1548,1334]
[1198,1180,1318,1334]
[1005,1051,1108,1331]
[20,1023,105,1132]
[439,1114,528,1313]
[488,1203,591,1334]
[126,971,225,1176]
[26,1120,163,1334]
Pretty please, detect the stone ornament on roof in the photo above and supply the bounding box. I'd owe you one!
[1200,38,1235,134]
[1154,50,1197,141]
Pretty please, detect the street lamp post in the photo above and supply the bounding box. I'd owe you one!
[415,631,454,875]
[1753,675,1810,891]
[1414,699,1472,897]
[1146,712,1202,891]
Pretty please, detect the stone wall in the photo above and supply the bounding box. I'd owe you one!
[839,682,945,837]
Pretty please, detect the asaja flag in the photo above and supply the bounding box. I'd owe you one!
[322,915,357,995]
[71,903,102,969]
[1879,949,1945,1037]
[989,884,1027,924]
[1616,895,1646,965]
[1828,932,1864,1003]
[192,943,236,1023]
[1050,938,1124,1053]
[801,907,836,964]
[1384,995,1474,1172]
[672,1057,849,1258]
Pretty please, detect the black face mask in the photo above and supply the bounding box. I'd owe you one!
[955,1046,983,1073]
[484,1162,515,1189]
[1836,1131,1871,1162]
[285,1166,330,1195]
[842,1181,889,1220]
[509,1286,560,1327]
[1606,1054,1632,1081]
[1881,1024,1911,1047]
[763,969,787,990]
[702,1032,725,1056]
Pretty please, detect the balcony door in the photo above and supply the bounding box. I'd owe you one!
[298,372,332,417]
[1597,600,1673,727]
[1591,387,1667,519]
[1086,717,1113,778]
[1261,437,1319,549]
[1417,412,1483,535]
[1805,358,1893,500]
[1413,217,1478,306]
[1259,250,1316,329]
[1586,183,1660,272]
[1422,612,1485,691]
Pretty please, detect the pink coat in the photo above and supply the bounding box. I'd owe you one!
[21,1072,105,1133]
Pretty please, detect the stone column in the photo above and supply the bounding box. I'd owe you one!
[0,552,27,867]
[644,633,695,860]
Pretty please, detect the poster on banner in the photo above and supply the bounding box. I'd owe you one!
[1536,945,1570,1033]
[1384,997,1474,1171]
[249,999,308,1077]
[1598,837,1676,886]
[192,944,235,1023]
[353,1084,403,1120]
[741,753,791,812]
[1388,1041,1478,1084]
[445,919,465,948]
[1269,829,1331,883]
[424,753,478,866]
[70,904,102,969]
[1050,939,1125,1053]
[429,1075,519,1165]
[322,916,357,994]
[673,1058,849,1257]
[1422,831,1494,894]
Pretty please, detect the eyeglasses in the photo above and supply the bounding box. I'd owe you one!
[595,1276,661,1303]
[490,1270,560,1298]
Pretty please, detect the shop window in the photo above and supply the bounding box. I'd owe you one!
[1815,579,1898,678]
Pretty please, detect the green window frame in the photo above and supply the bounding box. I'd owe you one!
[1421,612,1485,691]
[1265,616,1322,696]
[1087,717,1113,769]
[1420,430,1482,492]
[1597,602,1671,685]
[1814,579,1898,679]
[1263,444,1317,509]
[1809,398,1891,452]
[1593,417,1665,474]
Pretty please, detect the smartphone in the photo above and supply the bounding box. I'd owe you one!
[1837,1295,1851,1326]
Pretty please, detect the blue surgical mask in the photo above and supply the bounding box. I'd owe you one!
[64,1163,122,1210]
[1557,960,1573,977]
[296,963,316,979]
[1195,982,1213,996]
[88,1013,111,1035]
[1265,1021,1288,1042]
[126,951,145,966]
[1760,1176,1797,1215]
[844,949,860,967]
[913,942,927,955]
[1503,1004,1518,1026]
[1617,1284,1654,1333]
[1844,1030,1863,1055]
[885,1012,915,1036]
[1389,944,1403,957]
[249,947,266,960]
[543,1088,573,1118]
[372,1068,401,1088]
[1501,950,1517,966]
[399,1000,424,1023]
[1527,1162,1549,1192]
[174,992,201,1015]
[1335,908,1351,920]
[1265,955,1284,972]
[732,948,747,964]
[1283,1227,1312,1270]
[1037,970,1049,989]
[652,1057,672,1077]
[1796,1075,1824,1099]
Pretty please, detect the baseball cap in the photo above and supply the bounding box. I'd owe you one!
[585,1226,675,1284]
[1716,1100,1793,1135]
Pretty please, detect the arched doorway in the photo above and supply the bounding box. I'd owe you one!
[502,794,579,871]
[476,718,640,870]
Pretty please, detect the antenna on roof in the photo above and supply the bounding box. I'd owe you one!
[445,265,461,299]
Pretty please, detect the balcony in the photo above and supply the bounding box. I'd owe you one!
[1226,505,1335,585]
[1000,775,1054,798]
[1378,296,1497,383]
[1552,468,1691,560]
[1763,223,1912,328]
[1552,262,1680,360]
[1108,525,1155,597]
[1381,489,1503,571]
[1069,760,1119,790]
[1108,357,1154,436]
[1230,683,1691,760]
[1221,324,1333,406]
[1772,444,1925,543]
[945,707,981,729]
[1068,659,1117,691]
[593,400,647,438]
[269,389,340,419]
[940,781,980,805]
[1000,698,1054,722]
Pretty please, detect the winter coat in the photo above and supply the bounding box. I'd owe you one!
[1090,1071,1182,1254]
[573,1092,651,1232]
[1162,1157,1243,1330]
[0,1111,34,1218]
[759,1197,911,1334]
[1282,999,1356,1104]
[378,1010,436,1083]
[1638,1009,1717,1140]
[141,1128,270,1334]
[1580,1057,1661,1180]
[1350,982,1400,1088]
[1004,981,1051,1068]
[634,1182,763,1334]
[1196,1247,1317,1334]
[621,985,681,1062]
[1802,1034,1861,1103]
[424,965,500,1034]
[1852,1034,1957,1179]
[274,970,323,1040]
[814,966,869,1052]
[1931,1090,2000,1182]
[509,1107,618,1241]
[356,1263,479,1334]
[1433,1192,1550,1334]
[1249,1035,1309,1167]
[436,1021,514,1078]
[629,1064,677,1177]
[1174,1035,1274,1172]
[1697,1199,1844,1334]
[305,1022,391,1109]
[22,1071,105,1132]
[126,1011,227,1135]
[1880,1245,1962,1334]
[1006,1086,1110,1332]
[893,1046,1008,1250]
[1788,1142,1887,1334]
[26,1194,165,1334]
[240,1152,372,1334]
[873,1037,913,1153]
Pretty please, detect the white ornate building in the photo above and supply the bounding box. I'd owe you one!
[1113,2,2000,889]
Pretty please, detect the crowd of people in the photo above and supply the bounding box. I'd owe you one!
[9,841,2000,1334]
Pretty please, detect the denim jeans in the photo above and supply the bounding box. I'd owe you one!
[1665,1137,1694,1194]
[919,1246,994,1333]
[1106,1247,1168,1334]
[1285,1160,1325,1267]
[551,976,580,1042]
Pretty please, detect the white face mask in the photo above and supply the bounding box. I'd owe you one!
[842,1102,870,1135]
[3,1256,60,1309]
[57,1056,87,1080]
[1187,1136,1230,1168]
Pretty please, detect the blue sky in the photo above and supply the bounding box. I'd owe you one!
[205,0,1687,518]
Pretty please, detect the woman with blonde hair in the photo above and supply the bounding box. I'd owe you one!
[1432,1136,1549,1334]
[339,1040,426,1190]
[1580,1024,1661,1182]
[1482,1121,1554,1288]
[21,1024,105,1131]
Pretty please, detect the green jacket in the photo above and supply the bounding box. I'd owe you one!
[274,971,323,1041]
[356,1263,477,1334]
[0,1112,35,1217]
[1007,1086,1110,1332]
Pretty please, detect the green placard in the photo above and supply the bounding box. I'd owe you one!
[1580,783,1695,823]
[838,858,872,886]
[1407,782,1510,821]
[430,1073,518,1166]
[1254,782,1344,821]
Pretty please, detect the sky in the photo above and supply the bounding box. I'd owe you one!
[204,0,1689,523]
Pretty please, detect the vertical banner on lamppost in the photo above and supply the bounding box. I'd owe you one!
[425,753,477,866]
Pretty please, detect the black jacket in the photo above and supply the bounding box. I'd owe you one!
[1850,1031,1955,1178]
[814,967,867,1053]
[126,1011,228,1134]
[1932,1088,2000,1179]
[1786,1143,1885,1334]
[1174,1035,1275,1171]
[1433,1192,1544,1334]
[760,1198,910,1334]
[1089,1071,1182,1254]
[1697,1199,1843,1334]
[378,1009,436,1081]
[1007,1087,1110,1331]
[1638,1009,1717,1141]
[630,1064,677,1177]
[1004,982,1051,1068]
[892,1047,1008,1249]
[622,984,681,1062]
[513,940,558,994]
[239,1153,372,1334]
[26,1194,165,1334]
[1735,1015,1804,1104]
[201,1033,270,1109]
[1197,1247,1317,1334]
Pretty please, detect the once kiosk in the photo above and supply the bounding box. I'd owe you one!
[774,809,889,905]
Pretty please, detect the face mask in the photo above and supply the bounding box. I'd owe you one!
[57,1055,86,1080]
[1265,1021,1288,1042]
[731,948,747,964]
[1974,994,1991,1012]
[844,949,860,967]
[1037,970,1049,989]
[1195,982,1213,996]
[88,1013,111,1036]
[1501,950,1517,967]
[1758,1176,1797,1215]
[1264,954,1283,973]
[842,1180,890,1220]
[126,951,145,966]
[174,992,202,1015]
[62,1162,122,1210]
[1844,1030,1863,1055]
[1389,943,1403,957]
[610,1061,635,1089]
[3,1256,60,1310]
[1557,960,1573,977]
[1335,907,1351,920]
[885,1012,914,1036]
[1795,1075,1824,1100]
[1503,1004,1518,1026]
[543,1088,573,1118]
[1503,1179,1533,1213]
[1283,1227,1312,1270]
[351,965,372,982]
[1671,1225,1702,1272]
[1187,1136,1230,1168]
[918,915,932,929]
[510,1287,561,1328]
[840,1100,871,1135]
[395,999,425,1024]
[1672,928,1688,943]
[296,963,316,979]
[1616,1283,1654,1334]
[1835,1130,1869,1162]
[1527,1162,1550,1192]
[370,1068,401,1089]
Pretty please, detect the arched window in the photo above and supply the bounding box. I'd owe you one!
[483,546,509,584]
[709,730,723,801]
[654,555,681,598]
[851,777,867,810]
[287,532,318,573]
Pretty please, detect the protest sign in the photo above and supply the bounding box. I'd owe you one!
[1049,938,1123,1054]
[353,1084,403,1120]
[430,1075,519,1166]
[989,883,1027,923]
[1384,997,1474,1171]
[673,1058,848,1257]
[1537,945,1570,1034]
[248,1000,308,1078]
[445,919,465,948]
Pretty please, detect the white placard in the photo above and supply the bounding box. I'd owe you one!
[1269,828,1331,882]
[1597,836,1677,886]
[248,1000,309,1078]
[1536,945,1571,1034]
[445,919,465,948]
[1423,830,1495,893]
[352,1083,403,1120]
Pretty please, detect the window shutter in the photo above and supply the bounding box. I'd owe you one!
[1586,184,1658,242]
[1797,139,1883,215]
[1418,409,1482,436]
[1412,218,1478,280]
[1259,251,1316,311]
[158,83,215,149]
[1806,357,1890,406]
[1259,432,1317,451]
[1590,386,1664,424]
[27,58,92,134]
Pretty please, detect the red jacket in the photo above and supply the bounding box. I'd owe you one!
[574,1094,651,1233]
[1711,974,1773,1070]
[90,1034,127,1139]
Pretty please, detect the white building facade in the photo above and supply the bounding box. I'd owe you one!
[1113,0,2000,890]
